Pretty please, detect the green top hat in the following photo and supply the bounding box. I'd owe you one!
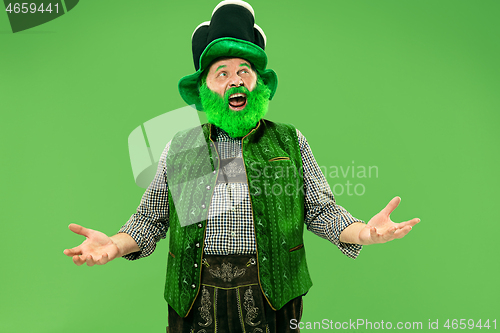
[178,0,278,111]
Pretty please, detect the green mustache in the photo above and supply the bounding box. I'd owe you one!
[224,86,251,101]
[199,78,271,138]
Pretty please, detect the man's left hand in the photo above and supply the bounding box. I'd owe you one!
[360,196,420,244]
[340,196,420,245]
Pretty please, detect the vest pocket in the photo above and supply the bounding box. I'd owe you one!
[289,243,304,252]
[268,156,290,162]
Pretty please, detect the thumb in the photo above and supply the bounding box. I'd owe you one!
[68,223,91,237]
[381,196,401,217]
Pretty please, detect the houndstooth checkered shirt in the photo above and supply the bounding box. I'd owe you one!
[119,126,363,260]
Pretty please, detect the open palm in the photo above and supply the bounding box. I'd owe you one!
[359,197,420,244]
[63,224,120,266]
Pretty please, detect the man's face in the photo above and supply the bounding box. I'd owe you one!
[205,57,257,111]
[199,57,271,138]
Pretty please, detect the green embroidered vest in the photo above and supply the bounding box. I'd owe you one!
[164,119,313,317]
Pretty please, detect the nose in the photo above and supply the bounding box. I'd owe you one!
[229,75,244,88]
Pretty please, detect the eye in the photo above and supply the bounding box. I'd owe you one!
[217,72,227,78]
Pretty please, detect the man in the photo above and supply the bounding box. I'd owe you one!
[64,1,419,332]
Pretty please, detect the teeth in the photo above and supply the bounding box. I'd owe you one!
[229,93,246,99]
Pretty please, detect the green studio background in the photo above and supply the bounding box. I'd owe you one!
[0,0,498,332]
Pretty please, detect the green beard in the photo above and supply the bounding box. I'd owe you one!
[199,78,271,138]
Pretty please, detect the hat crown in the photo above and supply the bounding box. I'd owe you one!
[191,1,266,71]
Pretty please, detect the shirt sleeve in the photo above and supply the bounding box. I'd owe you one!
[118,141,171,260]
[297,129,363,259]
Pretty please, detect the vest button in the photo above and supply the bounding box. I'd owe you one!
[194,263,198,268]
[206,185,211,190]
[198,223,203,228]
[201,204,206,209]
[195,243,200,248]
[191,284,196,289]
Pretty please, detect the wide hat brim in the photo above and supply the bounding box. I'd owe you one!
[178,37,278,111]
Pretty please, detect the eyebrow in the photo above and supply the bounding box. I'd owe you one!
[215,65,227,72]
[239,62,251,68]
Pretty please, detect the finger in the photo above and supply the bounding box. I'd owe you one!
[381,196,401,217]
[393,226,413,239]
[381,227,397,242]
[397,218,420,228]
[369,226,381,243]
[85,255,96,267]
[63,247,82,257]
[72,255,85,266]
[68,223,91,237]
[97,253,109,265]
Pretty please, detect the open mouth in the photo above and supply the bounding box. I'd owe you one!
[228,93,247,111]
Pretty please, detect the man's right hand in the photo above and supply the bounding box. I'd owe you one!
[63,223,123,266]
